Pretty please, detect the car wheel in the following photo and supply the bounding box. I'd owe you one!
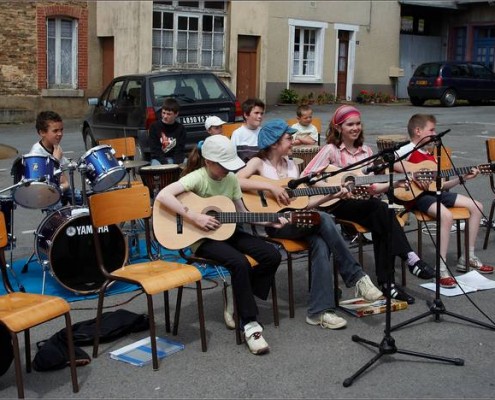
[83,126,96,150]
[441,89,457,107]
[410,97,425,106]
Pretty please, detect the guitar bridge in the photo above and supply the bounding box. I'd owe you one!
[257,190,268,208]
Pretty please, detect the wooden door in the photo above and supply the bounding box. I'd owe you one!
[236,36,259,103]
[337,31,349,100]
[102,37,114,89]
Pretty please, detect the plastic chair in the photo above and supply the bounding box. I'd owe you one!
[0,211,79,399]
[222,122,243,138]
[483,138,495,249]
[88,185,207,370]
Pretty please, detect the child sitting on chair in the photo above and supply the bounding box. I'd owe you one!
[291,104,319,146]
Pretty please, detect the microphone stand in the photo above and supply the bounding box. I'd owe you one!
[343,147,464,388]
[391,133,495,332]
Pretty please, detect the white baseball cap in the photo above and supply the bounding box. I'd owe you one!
[201,135,245,171]
[205,116,227,130]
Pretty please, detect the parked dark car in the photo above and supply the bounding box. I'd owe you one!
[82,71,242,159]
[407,61,495,107]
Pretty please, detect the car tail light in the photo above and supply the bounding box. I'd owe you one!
[145,107,157,130]
[235,100,242,119]
[434,76,443,87]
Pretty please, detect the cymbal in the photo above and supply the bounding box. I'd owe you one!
[0,143,18,160]
[122,160,149,169]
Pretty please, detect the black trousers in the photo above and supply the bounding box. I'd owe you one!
[196,229,281,320]
[328,198,412,285]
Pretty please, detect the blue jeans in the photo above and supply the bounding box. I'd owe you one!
[266,212,365,317]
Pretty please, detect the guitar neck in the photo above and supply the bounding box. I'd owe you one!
[289,186,340,197]
[215,211,289,224]
[439,165,478,178]
[352,173,409,185]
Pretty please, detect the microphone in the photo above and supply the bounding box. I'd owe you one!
[392,140,411,150]
[435,129,451,139]
[287,172,319,189]
[361,163,387,175]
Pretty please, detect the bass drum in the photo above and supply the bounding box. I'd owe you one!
[35,206,128,294]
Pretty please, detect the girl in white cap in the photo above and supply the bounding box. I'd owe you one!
[155,135,282,355]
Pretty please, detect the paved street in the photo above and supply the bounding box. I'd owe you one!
[1,102,495,398]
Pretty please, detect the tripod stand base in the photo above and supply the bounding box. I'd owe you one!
[390,298,495,332]
[343,334,464,387]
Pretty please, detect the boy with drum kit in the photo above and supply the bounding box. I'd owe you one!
[23,111,81,209]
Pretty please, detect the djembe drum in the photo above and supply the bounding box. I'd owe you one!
[139,164,182,198]
[291,144,320,171]
[376,134,408,152]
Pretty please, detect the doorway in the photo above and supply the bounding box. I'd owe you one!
[236,35,259,103]
[337,31,349,100]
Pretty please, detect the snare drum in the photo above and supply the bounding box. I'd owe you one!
[80,145,126,192]
[376,135,408,152]
[291,145,320,171]
[13,154,61,209]
[35,206,127,294]
[139,164,181,198]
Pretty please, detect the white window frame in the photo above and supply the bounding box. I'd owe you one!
[288,19,328,83]
[152,1,226,70]
[46,17,78,89]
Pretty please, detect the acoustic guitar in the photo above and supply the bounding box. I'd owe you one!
[393,160,495,203]
[153,192,321,249]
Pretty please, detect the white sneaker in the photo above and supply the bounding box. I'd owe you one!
[306,311,347,329]
[243,321,269,355]
[222,284,235,330]
[355,275,383,302]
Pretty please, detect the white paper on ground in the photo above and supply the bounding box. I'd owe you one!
[420,270,495,297]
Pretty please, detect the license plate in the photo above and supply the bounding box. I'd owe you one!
[179,115,211,125]
[416,80,428,86]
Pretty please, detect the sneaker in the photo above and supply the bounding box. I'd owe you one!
[439,276,457,289]
[382,283,415,305]
[456,256,494,274]
[222,284,235,330]
[355,275,383,302]
[306,311,347,330]
[243,321,269,355]
[408,259,436,279]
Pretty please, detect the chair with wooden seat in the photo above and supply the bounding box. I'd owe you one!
[336,214,408,287]
[483,138,495,249]
[410,146,470,261]
[88,185,207,370]
[0,212,79,399]
[222,122,244,139]
[259,237,311,318]
[178,249,279,345]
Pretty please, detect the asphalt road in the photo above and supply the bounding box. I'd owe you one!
[1,102,495,399]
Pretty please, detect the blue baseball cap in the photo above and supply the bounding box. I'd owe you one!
[258,119,298,150]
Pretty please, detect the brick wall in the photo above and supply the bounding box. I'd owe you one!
[0,1,89,119]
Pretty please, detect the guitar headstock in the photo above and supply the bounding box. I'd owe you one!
[413,169,435,182]
[478,163,495,175]
[352,186,371,200]
[288,211,321,228]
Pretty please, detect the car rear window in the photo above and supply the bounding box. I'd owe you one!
[413,63,440,78]
[150,74,231,106]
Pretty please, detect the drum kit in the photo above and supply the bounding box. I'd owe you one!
[0,143,163,295]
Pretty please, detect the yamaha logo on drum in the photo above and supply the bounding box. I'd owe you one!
[65,225,110,237]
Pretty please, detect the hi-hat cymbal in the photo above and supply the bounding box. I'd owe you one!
[122,160,149,169]
[0,143,18,160]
